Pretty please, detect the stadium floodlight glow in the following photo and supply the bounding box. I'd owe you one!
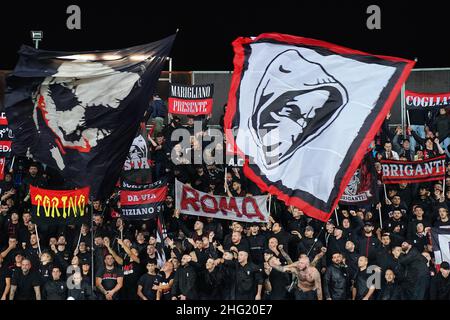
[130,54,149,61]
[57,54,97,61]
[101,54,123,61]
[30,31,43,49]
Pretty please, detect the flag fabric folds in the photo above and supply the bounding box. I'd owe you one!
[225,33,415,221]
[5,35,175,200]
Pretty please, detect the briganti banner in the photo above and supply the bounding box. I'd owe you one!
[168,84,214,115]
[175,179,269,223]
[381,155,446,184]
[30,185,90,225]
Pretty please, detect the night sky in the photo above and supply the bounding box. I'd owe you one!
[1,1,448,71]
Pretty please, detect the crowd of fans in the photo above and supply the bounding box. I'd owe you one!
[1,98,450,301]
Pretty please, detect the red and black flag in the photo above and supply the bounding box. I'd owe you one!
[225,33,415,222]
[30,185,90,226]
[340,152,378,205]
[156,210,168,269]
[5,36,175,200]
[119,178,167,220]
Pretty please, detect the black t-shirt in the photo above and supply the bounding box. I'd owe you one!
[156,271,175,299]
[122,255,141,286]
[137,273,158,300]
[0,247,22,268]
[96,266,123,292]
[11,271,40,300]
[0,266,11,298]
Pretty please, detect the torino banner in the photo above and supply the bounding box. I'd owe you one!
[119,179,167,220]
[168,84,214,115]
[175,179,269,223]
[30,185,90,225]
[381,155,446,184]
[405,90,450,109]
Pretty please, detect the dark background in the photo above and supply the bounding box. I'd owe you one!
[0,1,449,71]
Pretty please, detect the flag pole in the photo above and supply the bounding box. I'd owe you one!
[90,200,94,291]
[443,177,446,198]
[34,224,42,256]
[383,184,388,203]
[378,205,383,230]
[75,226,83,252]
[334,208,339,226]
[268,194,272,214]
[9,156,15,173]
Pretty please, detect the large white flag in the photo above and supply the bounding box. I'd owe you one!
[225,33,415,221]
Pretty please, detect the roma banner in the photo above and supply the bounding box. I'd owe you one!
[168,84,214,115]
[175,179,269,223]
[340,153,377,205]
[431,227,450,270]
[381,155,446,184]
[30,185,90,225]
[224,32,415,222]
[5,36,175,200]
[119,179,167,220]
[405,90,450,109]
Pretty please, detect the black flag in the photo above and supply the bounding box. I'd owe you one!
[5,35,175,200]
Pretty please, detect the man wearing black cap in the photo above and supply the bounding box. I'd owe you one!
[430,261,450,300]
[412,185,433,215]
[247,223,267,267]
[298,226,323,262]
[355,221,381,265]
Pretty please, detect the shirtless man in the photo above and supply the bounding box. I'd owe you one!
[269,255,322,300]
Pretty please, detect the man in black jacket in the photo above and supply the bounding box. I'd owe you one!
[356,222,381,265]
[430,261,450,300]
[323,252,350,300]
[352,256,377,300]
[42,266,67,300]
[171,254,198,300]
[377,268,402,300]
[235,251,263,300]
[398,241,430,300]
[200,258,224,300]
[298,226,323,262]
[247,223,267,267]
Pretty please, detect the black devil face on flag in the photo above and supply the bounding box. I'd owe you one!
[225,33,414,221]
[5,36,175,199]
[250,49,348,169]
